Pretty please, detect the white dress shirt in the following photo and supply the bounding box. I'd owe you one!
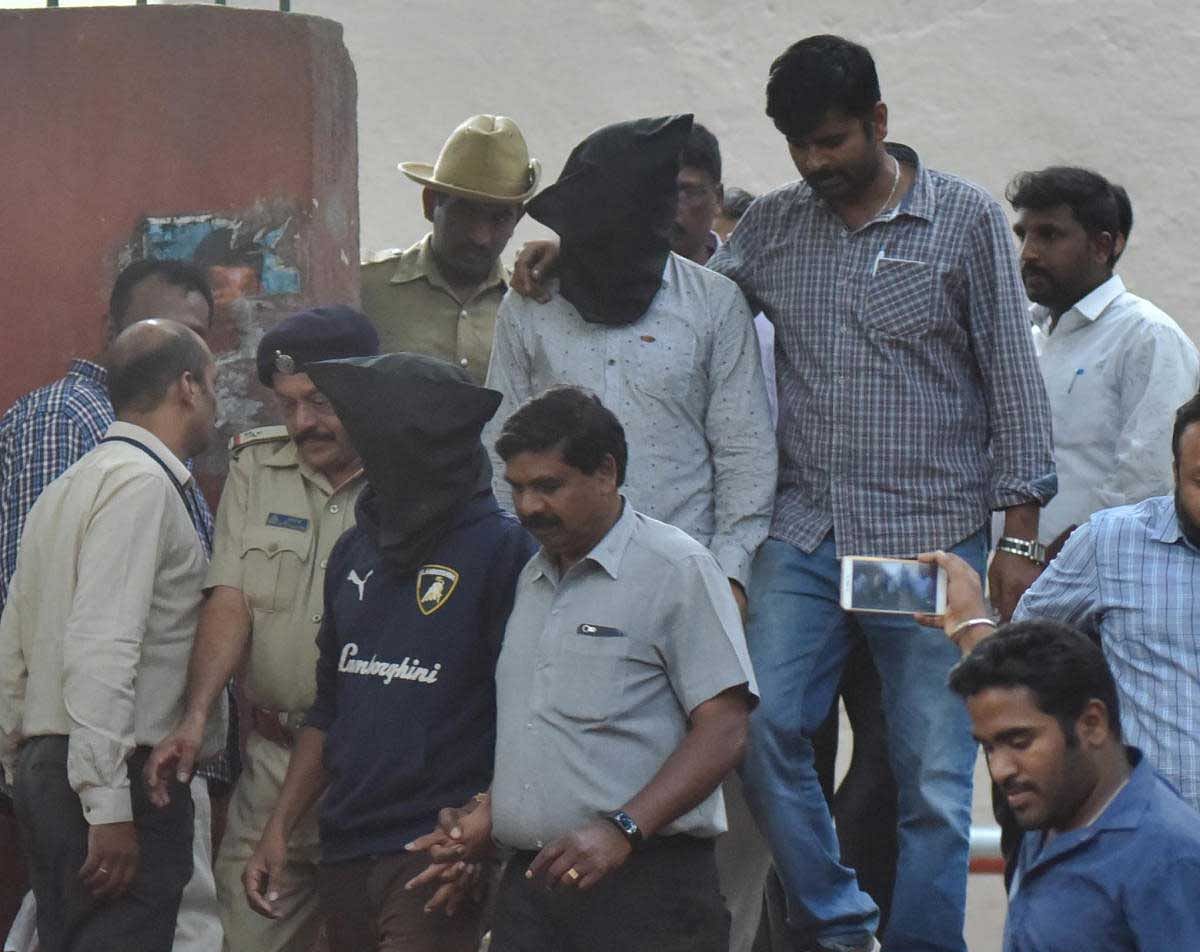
[484,252,777,586]
[1033,275,1200,544]
[0,421,223,824]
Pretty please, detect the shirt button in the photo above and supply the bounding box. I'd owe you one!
[460,357,469,367]
[329,504,339,514]
[312,613,322,623]
[267,542,279,553]
[551,608,560,616]
[526,721,533,729]
[459,309,468,319]
[607,358,616,366]
[320,558,328,569]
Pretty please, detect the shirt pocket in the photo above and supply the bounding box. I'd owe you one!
[240,527,311,614]
[862,258,936,339]
[550,633,631,722]
[629,332,698,400]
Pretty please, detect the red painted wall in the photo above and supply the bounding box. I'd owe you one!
[0,4,359,453]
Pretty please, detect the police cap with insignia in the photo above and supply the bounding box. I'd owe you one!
[256,306,380,387]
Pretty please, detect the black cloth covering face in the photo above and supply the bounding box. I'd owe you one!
[304,353,502,575]
[527,114,694,326]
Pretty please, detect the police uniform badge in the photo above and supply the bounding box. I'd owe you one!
[416,565,459,615]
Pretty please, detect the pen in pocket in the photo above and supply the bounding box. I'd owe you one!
[1067,368,1085,393]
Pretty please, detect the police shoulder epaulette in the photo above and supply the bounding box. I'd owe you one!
[228,425,290,455]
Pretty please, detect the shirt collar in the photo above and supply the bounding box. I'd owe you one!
[1068,274,1126,323]
[528,496,637,583]
[263,437,364,497]
[1022,748,1151,875]
[886,142,935,223]
[68,358,108,386]
[104,421,192,486]
[807,142,935,226]
[389,233,508,296]
[1148,495,1187,545]
[1030,275,1126,333]
[1086,748,1152,834]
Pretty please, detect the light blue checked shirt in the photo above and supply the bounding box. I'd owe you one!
[1014,495,1200,809]
[709,144,1056,557]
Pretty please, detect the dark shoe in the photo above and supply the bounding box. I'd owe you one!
[815,937,881,952]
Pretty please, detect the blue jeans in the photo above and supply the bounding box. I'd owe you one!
[741,531,986,951]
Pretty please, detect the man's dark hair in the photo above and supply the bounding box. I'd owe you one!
[1006,167,1131,266]
[108,326,212,415]
[766,35,880,141]
[681,122,721,183]
[495,386,628,485]
[1172,392,1200,465]
[722,186,756,220]
[948,620,1122,743]
[108,258,215,328]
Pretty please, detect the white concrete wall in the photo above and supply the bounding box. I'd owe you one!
[311,0,1199,341]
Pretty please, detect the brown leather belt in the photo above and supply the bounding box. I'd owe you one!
[252,707,306,749]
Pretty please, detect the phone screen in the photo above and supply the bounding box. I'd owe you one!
[846,558,939,614]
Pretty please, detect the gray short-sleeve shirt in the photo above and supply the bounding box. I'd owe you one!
[491,500,758,850]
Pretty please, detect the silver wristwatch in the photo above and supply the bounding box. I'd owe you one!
[996,536,1047,566]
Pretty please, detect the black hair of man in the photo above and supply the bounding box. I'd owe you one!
[107,321,212,416]
[948,620,1122,745]
[1006,167,1131,267]
[766,35,880,142]
[108,258,215,328]
[681,122,722,183]
[722,186,756,220]
[495,386,628,485]
[1172,392,1200,465]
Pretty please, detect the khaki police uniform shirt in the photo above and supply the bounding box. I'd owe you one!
[205,427,364,714]
[360,233,508,384]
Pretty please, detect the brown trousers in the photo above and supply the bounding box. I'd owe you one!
[317,849,485,952]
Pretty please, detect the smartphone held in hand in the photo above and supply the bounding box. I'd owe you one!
[839,556,947,615]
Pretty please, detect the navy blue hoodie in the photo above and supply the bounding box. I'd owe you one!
[306,490,535,862]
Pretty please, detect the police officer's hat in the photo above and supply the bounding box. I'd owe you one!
[256,306,380,387]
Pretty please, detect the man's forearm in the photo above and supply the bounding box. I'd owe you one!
[620,688,750,838]
[182,585,251,727]
[265,726,328,839]
[1001,502,1040,539]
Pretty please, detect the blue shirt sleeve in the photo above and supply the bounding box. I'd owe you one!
[1012,521,1103,637]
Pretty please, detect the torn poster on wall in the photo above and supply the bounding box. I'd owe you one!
[121,209,305,491]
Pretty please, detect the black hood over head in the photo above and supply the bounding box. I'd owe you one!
[304,353,502,575]
[527,114,694,326]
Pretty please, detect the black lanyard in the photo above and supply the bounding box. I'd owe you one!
[99,435,212,553]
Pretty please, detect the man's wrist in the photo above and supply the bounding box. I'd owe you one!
[996,536,1047,566]
[603,810,644,851]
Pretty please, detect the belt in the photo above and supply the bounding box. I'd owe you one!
[252,707,307,749]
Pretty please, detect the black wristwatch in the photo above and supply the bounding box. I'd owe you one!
[603,810,644,850]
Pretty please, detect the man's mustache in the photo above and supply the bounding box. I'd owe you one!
[295,431,335,446]
[520,514,562,531]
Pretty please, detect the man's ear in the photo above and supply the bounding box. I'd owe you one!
[1075,699,1112,748]
[422,187,439,224]
[598,452,619,490]
[872,101,889,143]
[1092,230,1117,267]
